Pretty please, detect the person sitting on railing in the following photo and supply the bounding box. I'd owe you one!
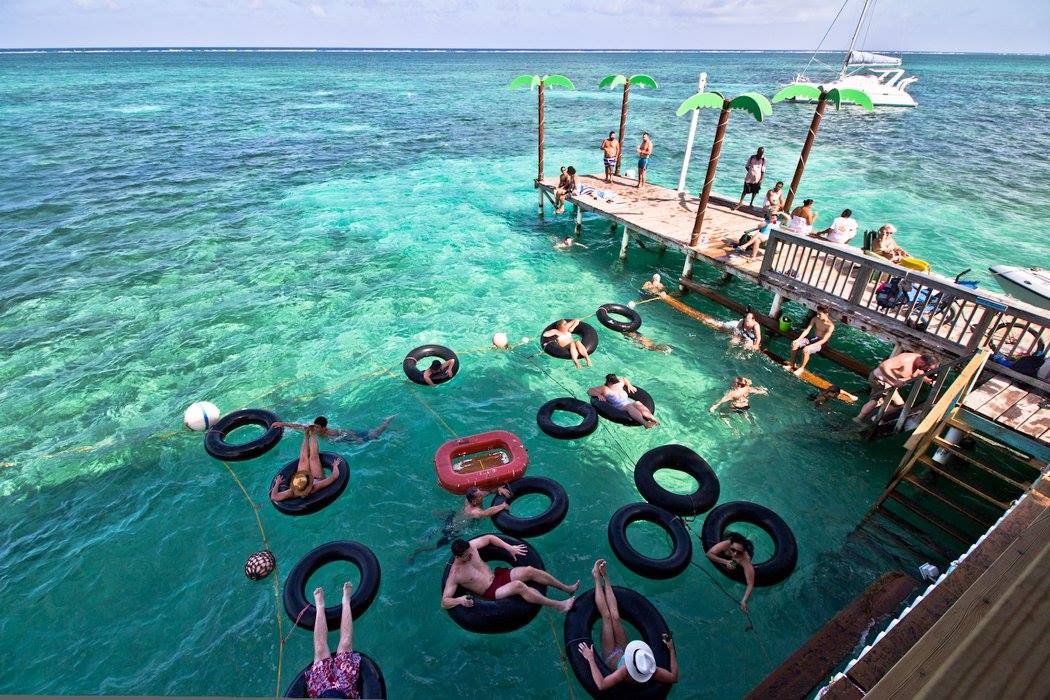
[812,209,858,245]
[786,199,817,235]
[855,352,939,424]
[871,224,909,264]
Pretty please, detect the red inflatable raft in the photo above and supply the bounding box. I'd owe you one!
[434,430,529,494]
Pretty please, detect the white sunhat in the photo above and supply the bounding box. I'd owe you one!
[623,640,657,683]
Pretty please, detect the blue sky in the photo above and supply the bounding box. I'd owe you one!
[2,0,1048,52]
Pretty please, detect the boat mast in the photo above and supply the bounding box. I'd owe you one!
[840,0,872,77]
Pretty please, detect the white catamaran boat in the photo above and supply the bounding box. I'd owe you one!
[784,0,918,107]
[989,266,1050,310]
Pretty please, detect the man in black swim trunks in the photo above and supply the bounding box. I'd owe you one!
[273,415,395,445]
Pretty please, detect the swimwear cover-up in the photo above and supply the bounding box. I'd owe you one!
[306,650,362,699]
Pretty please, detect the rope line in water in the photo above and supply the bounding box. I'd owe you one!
[384,369,460,439]
[546,611,577,700]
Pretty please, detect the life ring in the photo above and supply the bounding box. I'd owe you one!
[536,397,599,440]
[491,477,569,538]
[283,651,387,698]
[270,452,349,516]
[607,503,691,580]
[434,430,529,494]
[541,320,599,360]
[701,501,798,586]
[590,387,656,427]
[596,304,642,333]
[563,586,672,699]
[440,534,546,634]
[283,541,381,629]
[403,344,459,386]
[634,444,719,516]
[204,408,283,461]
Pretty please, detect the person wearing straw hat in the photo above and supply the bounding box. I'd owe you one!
[269,426,344,502]
[576,559,679,690]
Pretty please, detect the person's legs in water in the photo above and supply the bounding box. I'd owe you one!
[366,415,395,440]
[625,403,658,428]
[336,581,354,654]
[574,341,593,367]
[312,587,332,663]
[308,429,324,480]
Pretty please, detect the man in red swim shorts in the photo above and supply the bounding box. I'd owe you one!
[440,535,579,612]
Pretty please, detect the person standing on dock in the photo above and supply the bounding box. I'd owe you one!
[736,147,766,209]
[601,131,621,183]
[785,305,835,376]
[636,132,653,188]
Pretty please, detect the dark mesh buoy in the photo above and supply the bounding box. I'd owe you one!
[245,550,276,581]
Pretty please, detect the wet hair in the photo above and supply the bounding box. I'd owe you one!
[609,131,616,138]
[756,146,765,153]
[726,531,755,557]
[816,304,830,315]
[744,307,754,319]
[567,165,576,174]
[918,353,938,369]
[451,539,469,556]
[841,209,852,218]
[734,376,752,387]
[465,487,482,504]
[605,373,620,386]
[429,359,442,370]
[775,180,784,187]
[642,131,649,136]
[825,384,840,395]
[313,416,328,428]
[803,198,814,206]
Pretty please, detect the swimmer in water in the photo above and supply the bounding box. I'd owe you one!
[554,237,588,250]
[704,532,755,613]
[709,377,767,415]
[407,485,512,563]
[809,384,840,407]
[625,332,672,353]
[641,273,666,295]
[722,308,762,351]
[273,415,396,445]
[543,318,593,369]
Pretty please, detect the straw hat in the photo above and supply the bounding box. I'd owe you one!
[623,640,657,683]
[290,470,313,497]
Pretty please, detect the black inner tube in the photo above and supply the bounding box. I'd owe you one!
[283,651,386,698]
[283,541,382,629]
[403,344,459,386]
[440,534,547,634]
[591,387,655,427]
[596,303,642,334]
[634,444,719,516]
[536,397,599,440]
[270,452,349,516]
[563,586,672,699]
[607,503,691,580]
[540,320,599,360]
[491,477,569,538]
[700,501,798,587]
[204,408,283,461]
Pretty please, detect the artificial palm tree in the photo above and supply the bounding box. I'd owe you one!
[676,92,773,246]
[509,74,576,182]
[598,74,658,175]
[771,85,873,212]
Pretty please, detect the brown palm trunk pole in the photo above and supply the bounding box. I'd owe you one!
[537,82,545,182]
[615,82,629,176]
[783,94,826,213]
[689,104,730,247]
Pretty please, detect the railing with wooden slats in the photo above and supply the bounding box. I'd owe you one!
[759,228,1049,389]
[866,352,980,437]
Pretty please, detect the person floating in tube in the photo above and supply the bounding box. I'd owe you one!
[303,581,364,699]
[270,425,344,502]
[543,318,593,369]
[441,535,579,613]
[588,374,659,428]
[705,533,756,613]
[421,357,456,386]
[576,559,679,690]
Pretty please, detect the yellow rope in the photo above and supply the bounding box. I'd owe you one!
[385,369,459,438]
[546,612,577,700]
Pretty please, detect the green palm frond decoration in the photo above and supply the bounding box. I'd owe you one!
[675,91,725,116]
[628,74,658,89]
[729,92,773,121]
[542,74,576,90]
[598,74,627,89]
[772,84,823,103]
[509,74,541,90]
[829,88,874,111]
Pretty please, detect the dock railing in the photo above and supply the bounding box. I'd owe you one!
[865,352,980,438]
[759,228,1050,391]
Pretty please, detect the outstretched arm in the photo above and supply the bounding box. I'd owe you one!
[566,319,581,332]
[586,386,605,399]
[705,539,734,566]
[270,477,294,502]
[741,562,756,613]
[273,422,310,432]
[465,503,509,519]
[709,392,731,413]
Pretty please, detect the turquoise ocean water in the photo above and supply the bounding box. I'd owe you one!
[0,50,1047,697]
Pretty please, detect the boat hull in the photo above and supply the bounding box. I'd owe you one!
[990,265,1050,310]
[784,77,917,107]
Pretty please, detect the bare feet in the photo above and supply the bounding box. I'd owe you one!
[556,207,565,214]
[793,367,804,376]
[557,596,576,613]
[567,579,581,594]
[313,586,325,608]
[585,357,593,367]
[592,560,602,579]
[343,581,353,599]
[573,361,583,369]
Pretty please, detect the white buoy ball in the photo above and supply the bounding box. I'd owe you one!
[628,301,637,309]
[183,401,220,431]
[521,337,530,344]
[492,332,509,349]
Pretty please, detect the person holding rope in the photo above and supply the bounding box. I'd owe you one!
[273,415,395,445]
[576,559,679,690]
[705,533,756,613]
[304,581,363,698]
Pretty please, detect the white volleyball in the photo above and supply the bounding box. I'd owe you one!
[492,332,509,349]
[184,401,220,431]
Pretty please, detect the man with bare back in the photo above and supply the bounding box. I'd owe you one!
[440,535,579,613]
[856,352,939,422]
